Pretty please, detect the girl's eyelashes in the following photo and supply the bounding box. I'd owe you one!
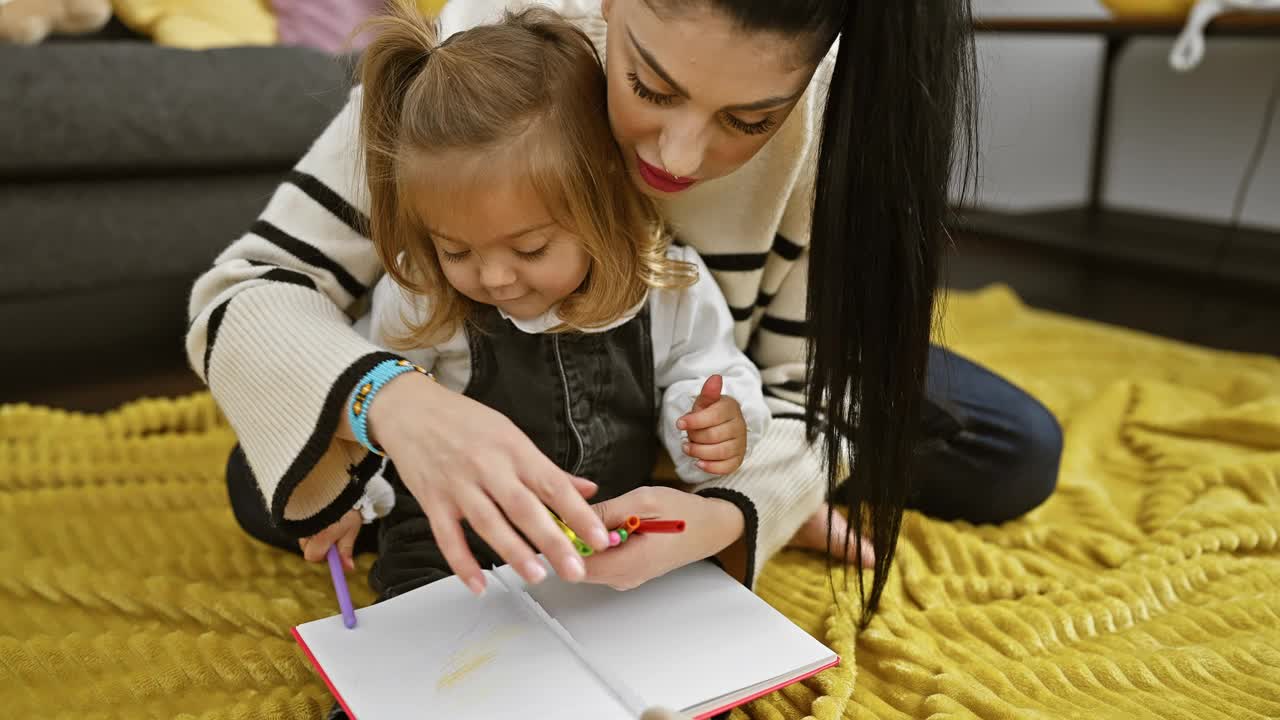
[517,245,549,261]
[627,70,779,137]
[439,246,546,263]
[626,71,675,106]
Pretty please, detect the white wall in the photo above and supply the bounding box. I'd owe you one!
[969,0,1280,229]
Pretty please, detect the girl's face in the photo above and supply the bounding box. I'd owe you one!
[601,0,820,197]
[409,153,591,321]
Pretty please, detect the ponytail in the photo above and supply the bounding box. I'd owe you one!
[358,0,436,242]
[805,2,978,627]
[356,2,472,344]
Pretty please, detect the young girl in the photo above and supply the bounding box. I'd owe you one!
[275,5,769,599]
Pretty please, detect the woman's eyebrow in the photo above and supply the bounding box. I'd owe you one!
[724,89,806,113]
[627,26,808,113]
[628,27,689,98]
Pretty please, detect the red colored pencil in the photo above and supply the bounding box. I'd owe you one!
[635,519,686,534]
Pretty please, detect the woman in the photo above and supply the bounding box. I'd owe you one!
[195,0,1061,628]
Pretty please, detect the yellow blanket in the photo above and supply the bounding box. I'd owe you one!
[3,286,1279,719]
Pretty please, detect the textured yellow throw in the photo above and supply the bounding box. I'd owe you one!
[4,286,1280,719]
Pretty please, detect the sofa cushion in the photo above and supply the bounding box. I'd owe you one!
[2,172,289,366]
[2,173,286,297]
[0,42,353,179]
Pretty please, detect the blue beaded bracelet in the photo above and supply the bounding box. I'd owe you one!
[349,359,432,456]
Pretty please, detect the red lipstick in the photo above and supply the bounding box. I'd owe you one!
[636,153,697,193]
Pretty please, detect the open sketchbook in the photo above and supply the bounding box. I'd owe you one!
[293,561,838,719]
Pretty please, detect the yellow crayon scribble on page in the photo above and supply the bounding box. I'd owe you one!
[436,621,530,691]
[436,650,498,689]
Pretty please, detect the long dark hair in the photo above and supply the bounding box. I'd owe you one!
[703,0,978,627]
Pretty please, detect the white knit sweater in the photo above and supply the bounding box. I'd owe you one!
[186,0,833,586]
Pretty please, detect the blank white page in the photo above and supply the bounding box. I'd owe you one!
[294,571,631,720]
[525,561,837,713]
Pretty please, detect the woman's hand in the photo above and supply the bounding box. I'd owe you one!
[366,373,609,595]
[582,486,745,591]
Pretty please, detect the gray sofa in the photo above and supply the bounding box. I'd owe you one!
[1,28,353,394]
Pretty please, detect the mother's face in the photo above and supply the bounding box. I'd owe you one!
[601,0,820,197]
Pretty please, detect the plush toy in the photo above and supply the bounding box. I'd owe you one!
[110,0,276,49]
[0,0,112,45]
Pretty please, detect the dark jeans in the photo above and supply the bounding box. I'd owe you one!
[225,345,1061,558]
[911,345,1062,523]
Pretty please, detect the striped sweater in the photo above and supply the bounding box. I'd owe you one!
[185,0,832,586]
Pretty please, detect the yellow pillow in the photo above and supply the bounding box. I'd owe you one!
[112,0,450,49]
[112,0,276,48]
[417,0,447,15]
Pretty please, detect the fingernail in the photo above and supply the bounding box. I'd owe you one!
[563,555,585,582]
[465,576,486,596]
[521,558,547,583]
[696,461,706,470]
[578,476,597,488]
[682,443,691,454]
[587,527,609,550]
[677,420,686,430]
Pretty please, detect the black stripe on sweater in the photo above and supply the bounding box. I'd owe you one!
[250,220,367,300]
[202,301,231,381]
[755,289,776,308]
[271,351,404,537]
[728,304,754,322]
[775,379,807,393]
[701,252,769,272]
[771,233,804,261]
[286,170,369,235]
[260,268,318,291]
[760,314,808,338]
[696,487,759,589]
[763,384,792,401]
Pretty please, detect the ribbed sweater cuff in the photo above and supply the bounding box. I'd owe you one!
[693,418,826,587]
[204,283,400,536]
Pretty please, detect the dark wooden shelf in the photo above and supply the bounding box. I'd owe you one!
[962,16,1280,301]
[975,13,1280,37]
[954,207,1280,295]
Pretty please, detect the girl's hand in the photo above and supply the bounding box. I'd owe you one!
[367,373,609,595]
[582,486,744,591]
[678,375,748,476]
[299,510,362,572]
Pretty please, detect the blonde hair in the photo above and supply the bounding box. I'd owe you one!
[358,2,695,347]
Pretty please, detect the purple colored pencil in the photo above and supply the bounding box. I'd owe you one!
[326,546,357,629]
